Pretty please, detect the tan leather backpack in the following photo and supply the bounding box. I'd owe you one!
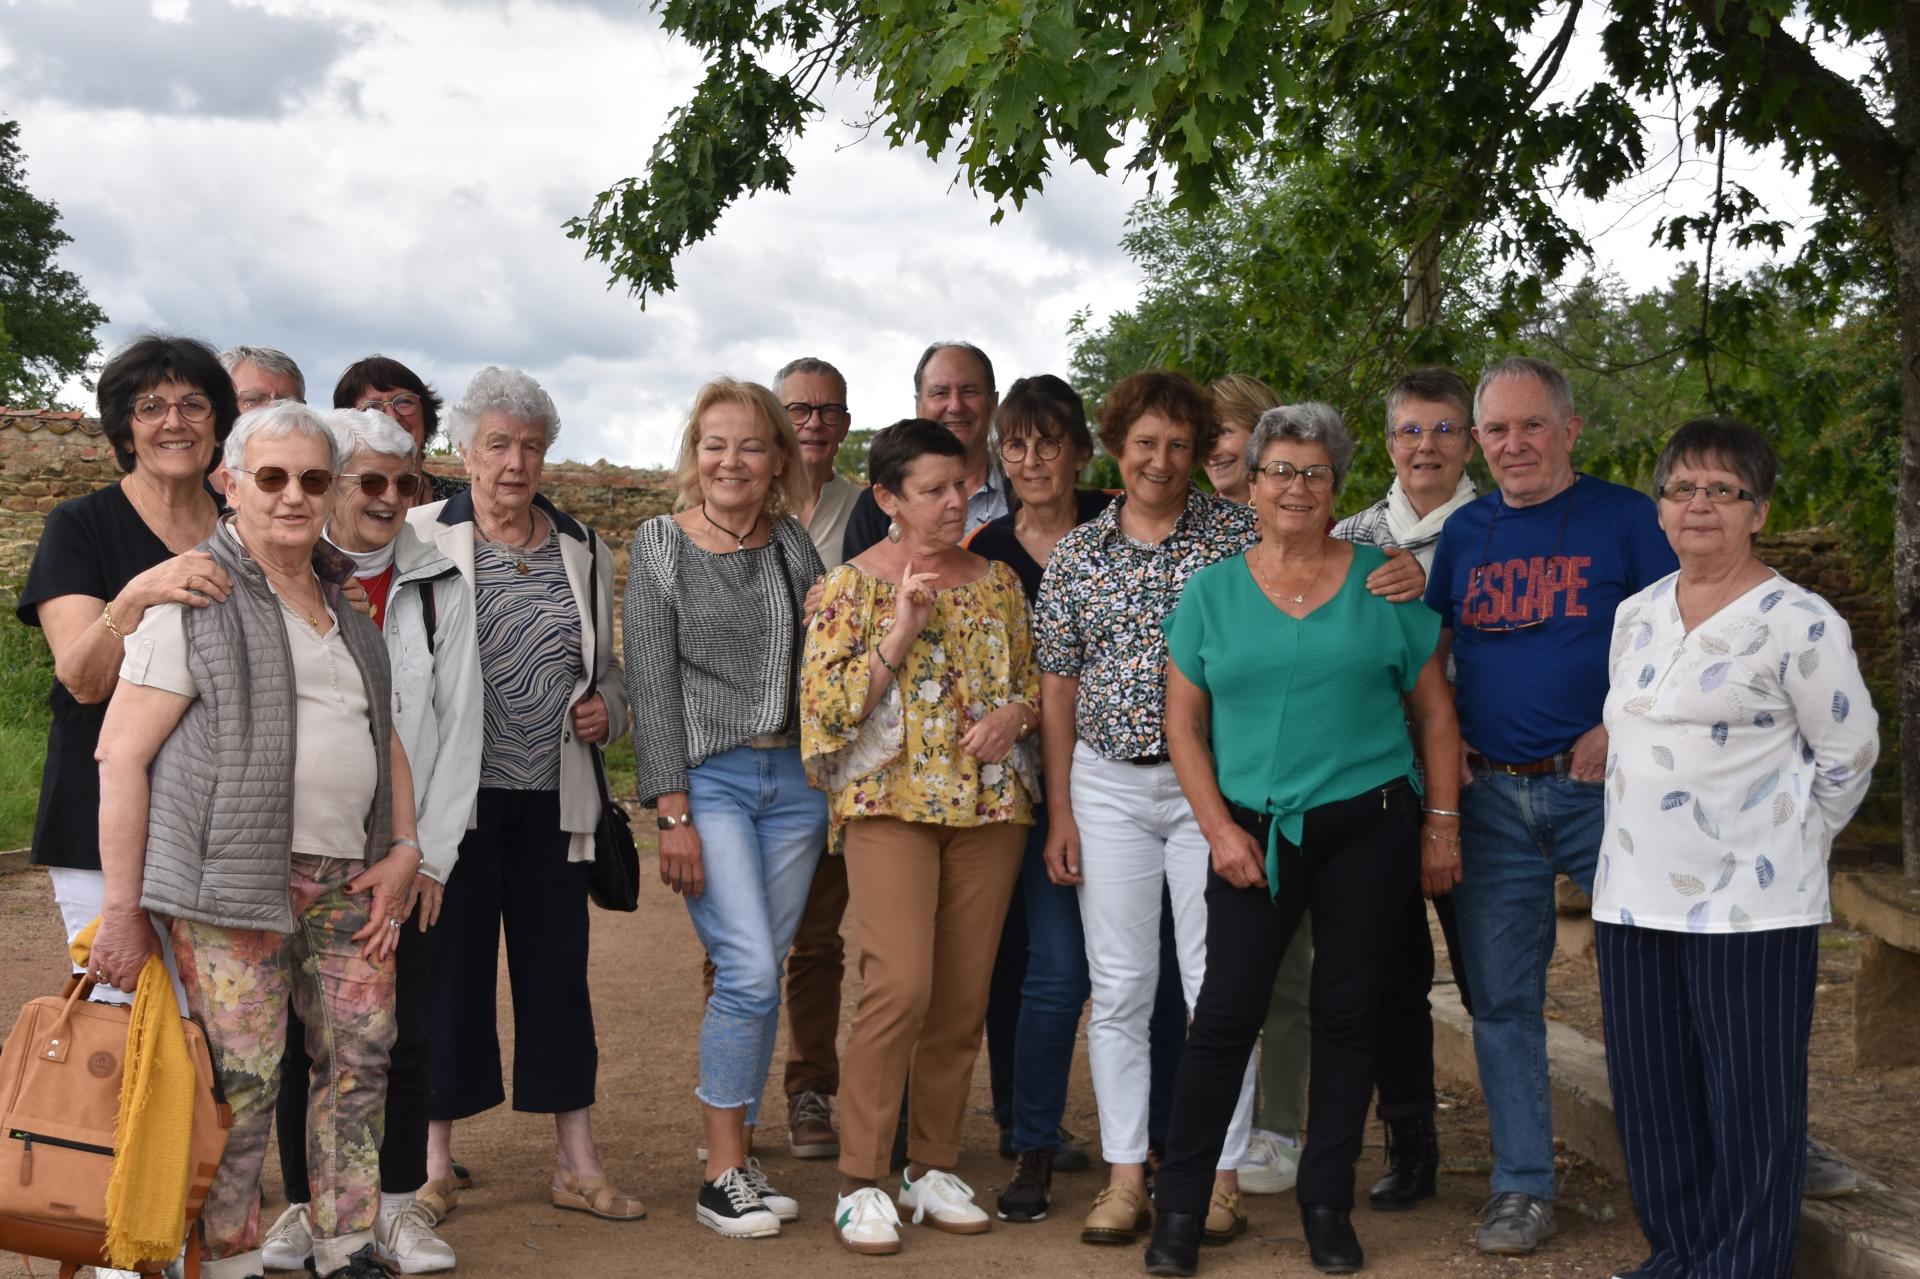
[0,974,232,1278]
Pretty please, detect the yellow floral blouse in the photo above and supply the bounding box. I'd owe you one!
[801,560,1040,833]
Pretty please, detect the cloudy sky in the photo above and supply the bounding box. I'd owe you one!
[2,0,1816,467]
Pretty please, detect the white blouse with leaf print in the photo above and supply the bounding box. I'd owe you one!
[1592,571,1880,934]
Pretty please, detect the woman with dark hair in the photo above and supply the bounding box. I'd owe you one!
[801,419,1040,1255]
[1593,417,1878,1279]
[334,355,462,502]
[17,332,238,1006]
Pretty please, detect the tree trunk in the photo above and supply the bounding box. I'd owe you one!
[1898,220,1920,882]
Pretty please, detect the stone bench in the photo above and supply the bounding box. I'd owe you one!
[1833,869,1920,1069]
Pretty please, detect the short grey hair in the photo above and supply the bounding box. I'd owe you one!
[1474,356,1574,425]
[332,408,417,462]
[219,344,306,401]
[773,356,847,400]
[223,401,349,473]
[448,366,562,452]
[1245,402,1355,492]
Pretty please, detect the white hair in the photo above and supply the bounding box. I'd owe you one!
[223,401,349,473]
[332,408,417,462]
[447,365,561,452]
[218,344,306,400]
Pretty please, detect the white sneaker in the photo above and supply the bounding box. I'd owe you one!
[1237,1128,1302,1195]
[897,1169,990,1235]
[833,1185,902,1255]
[377,1199,457,1273]
[743,1157,799,1221]
[261,1201,313,1271]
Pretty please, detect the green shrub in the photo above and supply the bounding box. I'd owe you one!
[0,596,52,850]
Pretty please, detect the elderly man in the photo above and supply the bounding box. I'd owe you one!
[215,344,305,496]
[840,340,1008,559]
[1423,357,1675,1256]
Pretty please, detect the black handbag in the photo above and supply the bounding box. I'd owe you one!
[583,532,640,912]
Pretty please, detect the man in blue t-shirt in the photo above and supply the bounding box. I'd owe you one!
[1424,357,1676,1255]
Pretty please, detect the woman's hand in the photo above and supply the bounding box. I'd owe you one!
[121,550,229,617]
[659,824,705,898]
[891,559,936,641]
[408,876,446,931]
[803,575,825,621]
[571,693,609,745]
[349,845,422,961]
[1420,815,1464,898]
[1043,814,1083,886]
[1209,822,1269,890]
[1364,545,1426,603]
[90,908,157,992]
[340,577,373,618]
[960,705,1026,763]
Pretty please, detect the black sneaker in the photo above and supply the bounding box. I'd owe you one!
[308,1242,392,1278]
[999,1124,1091,1171]
[996,1147,1053,1222]
[697,1167,782,1239]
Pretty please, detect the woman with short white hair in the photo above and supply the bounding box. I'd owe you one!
[407,367,639,1223]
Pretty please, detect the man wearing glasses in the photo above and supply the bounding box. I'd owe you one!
[217,345,307,497]
[776,356,862,568]
[1423,356,1675,1257]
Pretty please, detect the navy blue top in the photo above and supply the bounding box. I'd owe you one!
[1423,474,1676,762]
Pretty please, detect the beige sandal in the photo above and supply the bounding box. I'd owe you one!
[552,1169,648,1221]
[416,1175,460,1223]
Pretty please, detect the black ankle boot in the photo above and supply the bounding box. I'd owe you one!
[1367,1114,1438,1210]
[1300,1204,1364,1274]
[1143,1210,1202,1276]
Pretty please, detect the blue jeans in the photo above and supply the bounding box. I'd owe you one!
[684,745,828,1124]
[1453,763,1602,1200]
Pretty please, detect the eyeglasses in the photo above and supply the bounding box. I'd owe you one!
[340,471,424,500]
[231,466,334,496]
[1656,479,1756,505]
[132,394,213,426]
[1254,461,1336,489]
[998,435,1063,464]
[1391,420,1467,446]
[236,391,303,412]
[357,394,423,417]
[784,401,848,427]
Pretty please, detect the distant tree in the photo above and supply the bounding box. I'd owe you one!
[0,119,106,409]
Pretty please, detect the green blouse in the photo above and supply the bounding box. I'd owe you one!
[1163,542,1441,893]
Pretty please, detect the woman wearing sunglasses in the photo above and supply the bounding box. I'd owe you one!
[267,410,481,1274]
[91,401,426,1279]
[334,355,466,503]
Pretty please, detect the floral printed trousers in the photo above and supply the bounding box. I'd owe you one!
[169,854,397,1259]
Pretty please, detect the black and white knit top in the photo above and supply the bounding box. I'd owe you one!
[622,513,825,805]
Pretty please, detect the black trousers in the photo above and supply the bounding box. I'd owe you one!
[1371,887,1471,1119]
[428,787,596,1120]
[277,901,438,1196]
[1156,781,1418,1213]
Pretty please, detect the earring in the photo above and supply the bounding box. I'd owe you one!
[886,520,902,543]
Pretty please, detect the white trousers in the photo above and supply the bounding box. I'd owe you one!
[1071,743,1255,1168]
[49,866,187,1007]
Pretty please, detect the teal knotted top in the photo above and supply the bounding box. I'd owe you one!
[1163,543,1440,895]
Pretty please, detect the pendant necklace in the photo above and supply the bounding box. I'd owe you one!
[481,512,538,573]
[702,503,758,550]
[1251,545,1324,606]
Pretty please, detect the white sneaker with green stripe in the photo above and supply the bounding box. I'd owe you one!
[834,1185,902,1255]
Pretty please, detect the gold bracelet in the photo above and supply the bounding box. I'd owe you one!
[102,600,126,640]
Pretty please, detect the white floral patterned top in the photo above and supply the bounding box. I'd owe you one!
[1592,571,1880,933]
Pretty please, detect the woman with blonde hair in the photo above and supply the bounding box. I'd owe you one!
[625,378,828,1237]
[1204,374,1279,506]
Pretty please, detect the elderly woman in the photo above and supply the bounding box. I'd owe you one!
[335,355,464,502]
[1327,366,1481,1211]
[1203,374,1276,505]
[801,419,1039,1255]
[1592,417,1877,1279]
[18,335,237,1006]
[90,402,423,1279]
[1146,403,1459,1277]
[268,410,480,1274]
[625,378,827,1238]
[407,367,637,1221]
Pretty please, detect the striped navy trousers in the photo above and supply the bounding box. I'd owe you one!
[1594,920,1818,1279]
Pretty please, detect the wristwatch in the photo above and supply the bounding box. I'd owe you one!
[655,812,694,831]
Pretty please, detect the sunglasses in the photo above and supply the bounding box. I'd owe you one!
[341,471,424,500]
[231,466,335,496]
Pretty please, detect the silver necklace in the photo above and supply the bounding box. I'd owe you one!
[479,512,538,573]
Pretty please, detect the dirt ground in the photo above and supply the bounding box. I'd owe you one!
[1,847,1660,1279]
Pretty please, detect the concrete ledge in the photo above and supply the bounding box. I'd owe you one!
[0,847,31,876]
[1428,979,1920,1276]
[1835,869,1920,951]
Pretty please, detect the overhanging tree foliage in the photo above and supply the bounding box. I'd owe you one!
[0,119,106,409]
[573,2,1918,875]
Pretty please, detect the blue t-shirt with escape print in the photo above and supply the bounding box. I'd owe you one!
[1424,473,1675,763]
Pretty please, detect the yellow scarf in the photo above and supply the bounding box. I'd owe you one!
[70,918,196,1268]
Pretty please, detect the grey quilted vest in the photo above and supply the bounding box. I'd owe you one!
[139,525,395,932]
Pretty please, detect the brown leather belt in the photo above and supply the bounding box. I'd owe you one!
[745,733,799,750]
[1468,750,1573,777]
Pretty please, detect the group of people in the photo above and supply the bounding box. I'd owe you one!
[18,332,1877,1279]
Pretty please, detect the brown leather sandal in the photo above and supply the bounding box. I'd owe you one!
[551,1169,648,1221]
